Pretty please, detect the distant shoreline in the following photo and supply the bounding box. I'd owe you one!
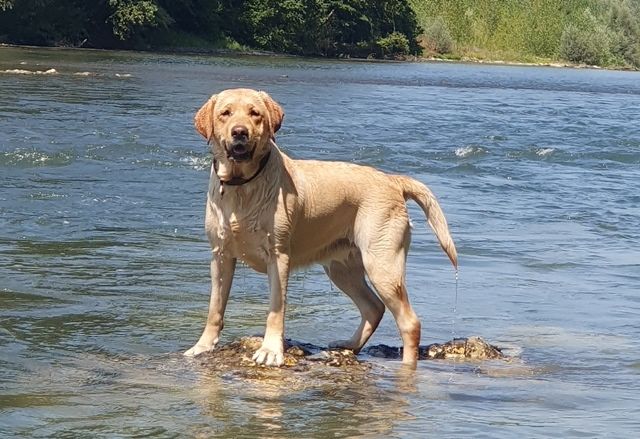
[2,42,638,73]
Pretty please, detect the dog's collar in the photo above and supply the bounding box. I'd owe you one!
[214,150,271,188]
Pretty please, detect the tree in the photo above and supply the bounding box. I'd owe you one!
[0,0,421,58]
[108,0,170,40]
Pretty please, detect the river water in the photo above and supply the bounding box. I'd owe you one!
[1,46,639,437]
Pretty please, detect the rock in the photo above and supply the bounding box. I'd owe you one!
[306,349,361,367]
[193,336,504,375]
[192,336,370,375]
[187,336,509,390]
[363,337,504,361]
[421,337,503,360]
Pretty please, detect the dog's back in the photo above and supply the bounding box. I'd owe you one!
[283,155,456,268]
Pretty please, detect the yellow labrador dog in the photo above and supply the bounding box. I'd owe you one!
[184,88,457,367]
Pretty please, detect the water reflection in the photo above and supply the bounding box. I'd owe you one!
[185,357,417,437]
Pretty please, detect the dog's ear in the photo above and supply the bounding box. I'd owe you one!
[194,94,217,141]
[258,91,284,136]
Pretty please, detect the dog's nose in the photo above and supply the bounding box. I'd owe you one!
[231,125,249,139]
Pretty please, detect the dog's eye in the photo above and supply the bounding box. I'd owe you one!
[220,109,231,118]
[249,109,261,118]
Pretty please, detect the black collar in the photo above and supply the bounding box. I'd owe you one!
[214,150,271,187]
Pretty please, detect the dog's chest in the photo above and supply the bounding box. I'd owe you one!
[229,213,272,270]
[207,199,272,271]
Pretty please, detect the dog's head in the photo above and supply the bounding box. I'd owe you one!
[194,88,284,164]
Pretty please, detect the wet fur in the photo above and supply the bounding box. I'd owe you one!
[184,88,457,367]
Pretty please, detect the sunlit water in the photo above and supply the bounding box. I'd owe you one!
[1,46,639,437]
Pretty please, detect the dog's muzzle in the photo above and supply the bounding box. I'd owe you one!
[226,140,253,162]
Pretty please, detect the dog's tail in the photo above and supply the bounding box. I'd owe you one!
[394,175,458,268]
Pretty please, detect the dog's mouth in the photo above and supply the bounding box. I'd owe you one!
[226,140,253,162]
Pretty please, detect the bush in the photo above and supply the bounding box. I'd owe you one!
[376,31,411,58]
[421,16,453,54]
[559,23,611,65]
[108,0,169,40]
[607,0,640,68]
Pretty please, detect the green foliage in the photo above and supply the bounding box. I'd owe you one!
[236,0,421,57]
[0,0,100,46]
[377,31,410,57]
[0,0,420,58]
[0,0,14,11]
[421,16,453,54]
[606,0,640,66]
[1,0,637,65]
[108,0,169,40]
[239,0,308,53]
[558,2,640,67]
[560,23,610,65]
[409,0,640,68]
[157,0,224,38]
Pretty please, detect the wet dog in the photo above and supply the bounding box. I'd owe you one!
[184,88,457,367]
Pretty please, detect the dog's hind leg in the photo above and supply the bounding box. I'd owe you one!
[361,217,421,366]
[323,253,385,353]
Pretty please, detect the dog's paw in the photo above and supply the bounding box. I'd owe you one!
[252,339,284,367]
[184,343,215,357]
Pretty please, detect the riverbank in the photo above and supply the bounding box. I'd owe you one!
[420,46,639,71]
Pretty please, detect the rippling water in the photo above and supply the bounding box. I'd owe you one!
[1,46,639,437]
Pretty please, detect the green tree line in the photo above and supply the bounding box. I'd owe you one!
[0,0,421,58]
[411,0,640,68]
[1,0,639,67]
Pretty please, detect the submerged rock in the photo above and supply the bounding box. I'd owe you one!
[193,336,504,375]
[193,336,367,375]
[422,336,503,360]
[363,337,503,361]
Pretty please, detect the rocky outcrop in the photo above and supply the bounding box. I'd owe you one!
[191,336,504,375]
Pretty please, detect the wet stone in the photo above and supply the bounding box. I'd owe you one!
[364,337,503,360]
[193,336,369,375]
[194,335,504,377]
[421,336,503,360]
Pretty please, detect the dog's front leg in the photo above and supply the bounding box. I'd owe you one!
[184,250,236,357]
[252,252,289,367]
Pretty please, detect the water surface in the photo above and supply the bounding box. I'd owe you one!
[1,46,639,437]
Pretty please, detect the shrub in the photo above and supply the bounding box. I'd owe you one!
[421,16,453,54]
[376,31,411,58]
[108,0,170,40]
[607,0,640,68]
[0,0,13,11]
[559,22,611,65]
